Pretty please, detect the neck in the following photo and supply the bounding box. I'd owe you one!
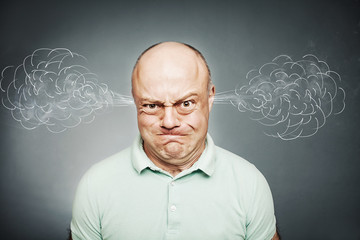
[151,155,201,177]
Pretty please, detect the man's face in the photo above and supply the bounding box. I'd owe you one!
[132,43,215,166]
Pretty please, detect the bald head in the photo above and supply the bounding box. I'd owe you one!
[132,42,212,93]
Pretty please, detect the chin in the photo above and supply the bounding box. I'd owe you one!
[163,143,185,157]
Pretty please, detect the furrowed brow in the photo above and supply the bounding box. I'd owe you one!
[139,98,162,103]
[139,92,199,105]
[175,92,199,103]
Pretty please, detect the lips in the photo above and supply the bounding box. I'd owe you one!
[156,131,188,144]
[158,129,188,136]
[157,134,187,140]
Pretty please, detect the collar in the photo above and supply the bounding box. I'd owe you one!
[131,133,216,177]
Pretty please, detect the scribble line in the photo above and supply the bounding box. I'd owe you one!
[0,48,133,133]
[214,54,346,140]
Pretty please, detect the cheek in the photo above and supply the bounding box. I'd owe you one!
[182,111,208,130]
[138,114,159,130]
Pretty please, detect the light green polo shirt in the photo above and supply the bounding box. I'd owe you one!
[71,134,276,240]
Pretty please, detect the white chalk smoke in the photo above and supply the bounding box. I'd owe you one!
[215,54,346,140]
[0,48,133,133]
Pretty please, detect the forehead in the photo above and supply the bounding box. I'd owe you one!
[132,45,208,101]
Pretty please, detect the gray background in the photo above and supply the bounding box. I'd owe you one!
[0,0,359,239]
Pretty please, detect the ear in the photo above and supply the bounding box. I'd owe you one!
[208,84,215,111]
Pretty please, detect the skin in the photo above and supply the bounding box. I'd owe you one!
[273,231,280,240]
[132,42,215,177]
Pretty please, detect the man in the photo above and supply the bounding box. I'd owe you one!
[70,42,279,239]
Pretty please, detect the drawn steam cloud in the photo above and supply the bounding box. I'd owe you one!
[215,55,346,140]
[0,48,345,139]
[0,48,133,133]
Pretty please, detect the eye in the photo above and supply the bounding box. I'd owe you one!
[141,103,161,114]
[182,100,192,108]
[147,104,157,109]
[177,100,195,114]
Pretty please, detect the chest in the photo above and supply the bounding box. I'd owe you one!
[99,174,248,240]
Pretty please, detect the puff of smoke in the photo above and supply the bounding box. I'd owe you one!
[0,48,133,133]
[215,54,346,140]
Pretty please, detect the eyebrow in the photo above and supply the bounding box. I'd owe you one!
[139,92,199,104]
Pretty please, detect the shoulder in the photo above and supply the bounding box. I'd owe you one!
[214,145,259,176]
[213,145,271,195]
[80,146,134,188]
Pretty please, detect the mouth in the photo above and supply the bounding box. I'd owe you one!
[158,133,186,137]
[157,133,188,142]
[158,130,188,136]
[157,134,185,145]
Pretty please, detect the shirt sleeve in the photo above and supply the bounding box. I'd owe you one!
[70,172,102,240]
[245,169,276,240]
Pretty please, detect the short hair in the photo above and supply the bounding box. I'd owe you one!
[132,42,213,91]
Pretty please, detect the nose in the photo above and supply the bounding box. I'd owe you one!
[161,106,180,129]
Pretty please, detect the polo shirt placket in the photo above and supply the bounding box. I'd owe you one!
[165,179,180,239]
